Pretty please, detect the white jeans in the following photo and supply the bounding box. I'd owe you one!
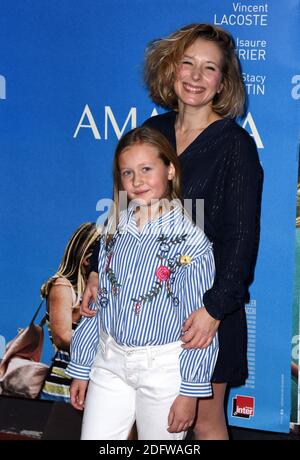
[81,332,186,440]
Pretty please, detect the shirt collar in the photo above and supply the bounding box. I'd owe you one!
[118,200,189,238]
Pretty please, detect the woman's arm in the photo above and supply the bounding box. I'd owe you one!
[80,271,99,317]
[65,308,99,380]
[80,237,102,317]
[167,396,197,433]
[181,307,219,349]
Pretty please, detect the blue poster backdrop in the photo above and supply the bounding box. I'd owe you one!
[1,0,299,432]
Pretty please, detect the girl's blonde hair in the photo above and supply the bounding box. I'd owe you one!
[107,126,181,236]
[144,23,245,118]
[40,222,100,306]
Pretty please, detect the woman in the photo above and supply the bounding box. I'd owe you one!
[84,23,263,439]
[40,222,100,402]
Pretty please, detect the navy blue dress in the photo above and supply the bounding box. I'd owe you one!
[143,112,263,385]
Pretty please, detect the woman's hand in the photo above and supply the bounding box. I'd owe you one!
[168,395,197,433]
[70,379,89,410]
[80,271,99,317]
[181,307,220,349]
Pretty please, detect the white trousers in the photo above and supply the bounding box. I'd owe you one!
[81,332,186,440]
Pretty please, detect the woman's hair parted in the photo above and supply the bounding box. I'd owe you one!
[144,23,245,118]
[40,222,100,306]
[106,126,182,235]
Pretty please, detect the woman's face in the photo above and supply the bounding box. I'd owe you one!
[174,38,223,110]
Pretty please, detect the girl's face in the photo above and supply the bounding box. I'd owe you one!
[118,143,175,206]
[174,38,223,110]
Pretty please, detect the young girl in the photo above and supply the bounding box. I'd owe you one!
[66,127,218,440]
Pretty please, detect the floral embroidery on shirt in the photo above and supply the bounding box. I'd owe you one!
[132,233,189,315]
[106,269,121,296]
[103,227,192,314]
[99,287,109,308]
[156,265,171,281]
[180,255,192,265]
[104,230,121,296]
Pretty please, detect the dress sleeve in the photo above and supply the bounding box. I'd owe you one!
[203,133,263,320]
[178,246,219,397]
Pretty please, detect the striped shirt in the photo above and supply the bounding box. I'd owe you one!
[66,203,218,397]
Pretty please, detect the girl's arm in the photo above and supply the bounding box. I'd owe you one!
[66,238,106,378]
[179,246,219,396]
[168,247,218,432]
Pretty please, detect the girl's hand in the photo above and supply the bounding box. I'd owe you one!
[181,308,220,349]
[167,395,197,433]
[80,272,99,317]
[70,379,89,410]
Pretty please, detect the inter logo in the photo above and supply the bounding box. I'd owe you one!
[0,75,6,100]
[232,395,255,418]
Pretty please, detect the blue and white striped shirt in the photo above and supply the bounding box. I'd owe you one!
[66,204,218,397]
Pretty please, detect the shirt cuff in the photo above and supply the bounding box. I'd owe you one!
[204,303,223,320]
[180,381,212,397]
[65,362,91,380]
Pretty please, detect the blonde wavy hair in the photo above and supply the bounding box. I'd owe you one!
[144,23,245,118]
[40,222,100,307]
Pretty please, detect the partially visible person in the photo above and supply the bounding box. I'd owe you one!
[142,23,263,439]
[39,222,100,402]
[83,23,263,440]
[291,362,298,381]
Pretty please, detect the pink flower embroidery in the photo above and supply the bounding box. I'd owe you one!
[156,265,171,282]
[134,302,142,316]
